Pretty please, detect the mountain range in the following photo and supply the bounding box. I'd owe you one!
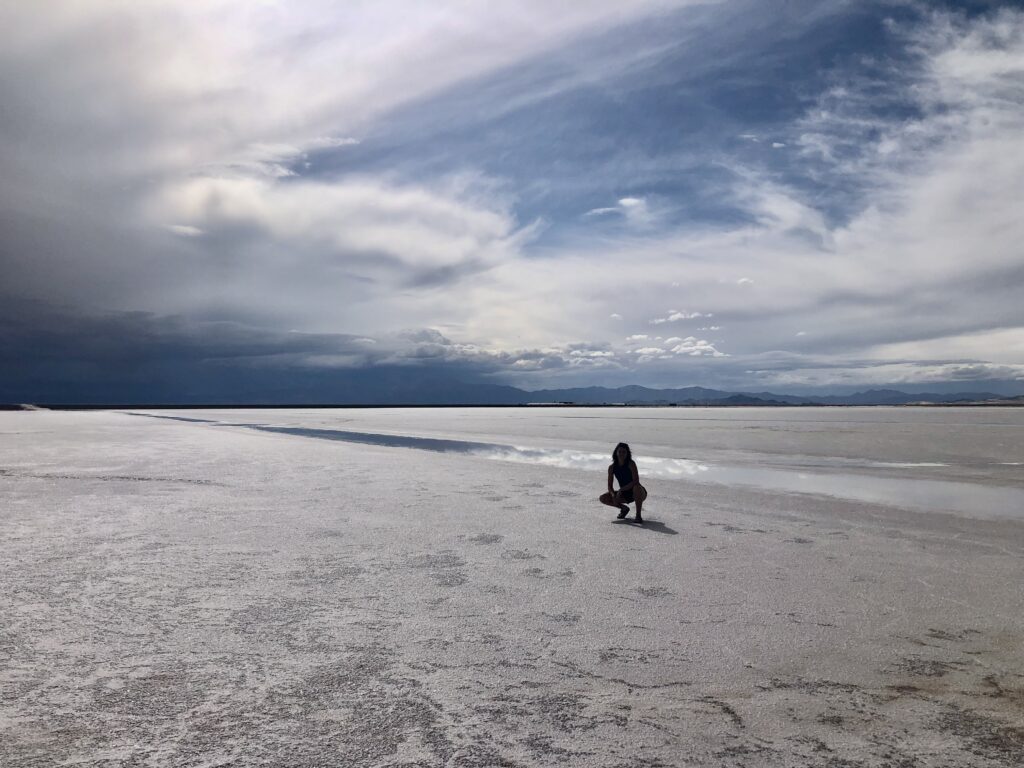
[10,378,1024,408]
[522,385,1024,406]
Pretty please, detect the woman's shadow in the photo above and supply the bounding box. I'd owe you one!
[611,519,678,535]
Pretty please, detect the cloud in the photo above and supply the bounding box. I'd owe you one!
[628,335,725,362]
[310,136,360,149]
[669,337,726,357]
[583,196,655,226]
[0,1,693,310]
[2,3,1023,395]
[869,326,1024,368]
[156,173,530,276]
[746,360,1024,390]
[617,197,652,225]
[165,224,204,237]
[650,310,709,325]
[400,328,452,345]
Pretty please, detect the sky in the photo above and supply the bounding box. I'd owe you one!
[2,0,1024,401]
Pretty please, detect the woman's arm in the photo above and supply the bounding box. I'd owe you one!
[607,465,615,495]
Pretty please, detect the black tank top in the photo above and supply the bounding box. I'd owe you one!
[613,461,633,488]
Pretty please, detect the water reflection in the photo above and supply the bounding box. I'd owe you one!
[481,446,710,477]
[245,426,713,478]
[128,415,1024,519]
[688,463,1023,519]
[241,425,1024,519]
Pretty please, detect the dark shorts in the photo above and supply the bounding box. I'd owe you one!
[617,489,635,503]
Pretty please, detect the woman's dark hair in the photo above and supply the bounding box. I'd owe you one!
[613,442,632,464]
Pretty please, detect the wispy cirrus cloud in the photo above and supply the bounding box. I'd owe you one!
[583,196,655,227]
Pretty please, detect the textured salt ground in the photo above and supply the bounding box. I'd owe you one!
[1,410,1022,767]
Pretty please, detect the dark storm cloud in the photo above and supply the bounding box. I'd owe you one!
[0,298,510,403]
[0,298,371,365]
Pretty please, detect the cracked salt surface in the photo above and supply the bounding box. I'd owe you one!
[132,413,1024,520]
[4,408,1023,767]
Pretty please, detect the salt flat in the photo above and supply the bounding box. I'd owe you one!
[1,408,1022,767]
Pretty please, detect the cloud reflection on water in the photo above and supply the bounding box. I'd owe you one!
[478,446,710,479]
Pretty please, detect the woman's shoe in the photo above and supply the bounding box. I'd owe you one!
[617,506,629,519]
[634,515,644,524]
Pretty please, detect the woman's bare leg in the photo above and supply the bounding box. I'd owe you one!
[600,492,630,517]
[634,485,647,518]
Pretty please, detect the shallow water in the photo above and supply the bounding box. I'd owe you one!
[132,408,1024,519]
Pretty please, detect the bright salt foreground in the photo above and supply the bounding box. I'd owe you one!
[1,408,1022,767]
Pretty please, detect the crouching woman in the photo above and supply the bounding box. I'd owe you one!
[599,442,647,524]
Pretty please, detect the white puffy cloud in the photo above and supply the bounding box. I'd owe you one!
[669,337,725,357]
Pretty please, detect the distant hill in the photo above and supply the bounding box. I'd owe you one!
[798,388,1015,406]
[522,385,1011,407]
[527,385,738,405]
